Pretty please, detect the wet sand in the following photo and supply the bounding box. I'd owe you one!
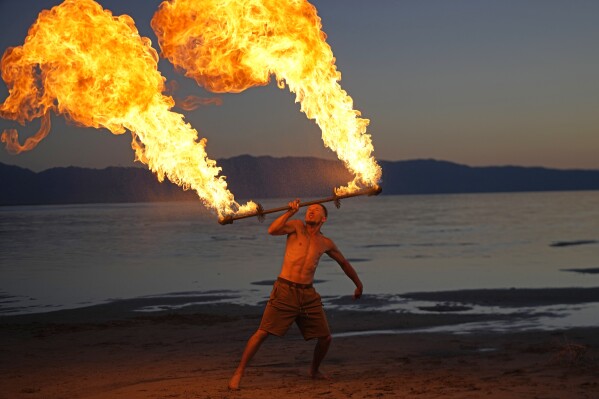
[1,289,599,399]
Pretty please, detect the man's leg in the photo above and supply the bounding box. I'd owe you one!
[310,334,332,379]
[229,329,269,390]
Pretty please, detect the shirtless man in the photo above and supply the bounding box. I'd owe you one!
[228,199,363,390]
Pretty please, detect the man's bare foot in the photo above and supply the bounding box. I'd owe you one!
[228,371,242,390]
[309,369,331,380]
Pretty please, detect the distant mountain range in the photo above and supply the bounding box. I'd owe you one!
[1,155,598,205]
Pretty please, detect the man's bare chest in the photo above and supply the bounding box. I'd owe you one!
[287,232,327,258]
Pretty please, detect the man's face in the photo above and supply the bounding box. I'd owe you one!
[305,204,326,225]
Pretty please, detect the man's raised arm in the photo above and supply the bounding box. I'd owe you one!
[267,199,300,235]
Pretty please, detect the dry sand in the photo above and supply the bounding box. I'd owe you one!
[1,292,599,399]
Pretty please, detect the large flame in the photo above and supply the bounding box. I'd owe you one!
[151,0,382,194]
[0,0,251,217]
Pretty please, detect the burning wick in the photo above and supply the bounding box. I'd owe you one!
[218,185,382,225]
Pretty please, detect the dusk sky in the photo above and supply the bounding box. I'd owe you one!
[1,0,598,172]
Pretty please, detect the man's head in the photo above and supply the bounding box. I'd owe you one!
[305,203,328,226]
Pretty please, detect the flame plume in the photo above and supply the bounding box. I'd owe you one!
[151,0,382,194]
[0,0,250,217]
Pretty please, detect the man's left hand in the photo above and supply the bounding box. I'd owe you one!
[353,286,363,300]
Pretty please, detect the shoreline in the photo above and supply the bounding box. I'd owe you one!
[1,292,599,398]
[3,285,599,333]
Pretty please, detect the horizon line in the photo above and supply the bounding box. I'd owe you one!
[2,155,599,173]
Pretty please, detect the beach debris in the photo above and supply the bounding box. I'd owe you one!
[550,335,593,367]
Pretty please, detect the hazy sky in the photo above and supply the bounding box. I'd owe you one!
[1,0,598,172]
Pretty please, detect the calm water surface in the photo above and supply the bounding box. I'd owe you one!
[1,191,598,317]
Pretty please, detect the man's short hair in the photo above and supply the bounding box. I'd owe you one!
[318,203,328,217]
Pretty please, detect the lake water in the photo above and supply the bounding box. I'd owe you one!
[1,191,598,330]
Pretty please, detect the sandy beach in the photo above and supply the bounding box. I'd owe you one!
[1,289,599,399]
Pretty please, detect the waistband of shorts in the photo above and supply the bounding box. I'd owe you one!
[277,277,313,289]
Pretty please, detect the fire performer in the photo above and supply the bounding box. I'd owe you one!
[228,199,363,390]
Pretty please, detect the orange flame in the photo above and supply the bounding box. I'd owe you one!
[151,0,382,194]
[164,80,223,110]
[2,112,51,154]
[0,0,252,217]
[176,95,223,111]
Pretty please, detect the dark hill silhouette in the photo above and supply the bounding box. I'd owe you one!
[1,156,598,205]
[384,159,599,194]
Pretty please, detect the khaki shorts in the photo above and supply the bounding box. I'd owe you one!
[259,278,330,340]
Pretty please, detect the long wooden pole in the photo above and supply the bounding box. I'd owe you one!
[218,185,382,225]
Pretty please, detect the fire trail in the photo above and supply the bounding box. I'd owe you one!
[1,0,382,219]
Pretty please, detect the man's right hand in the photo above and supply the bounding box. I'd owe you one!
[288,198,300,214]
[268,199,300,235]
